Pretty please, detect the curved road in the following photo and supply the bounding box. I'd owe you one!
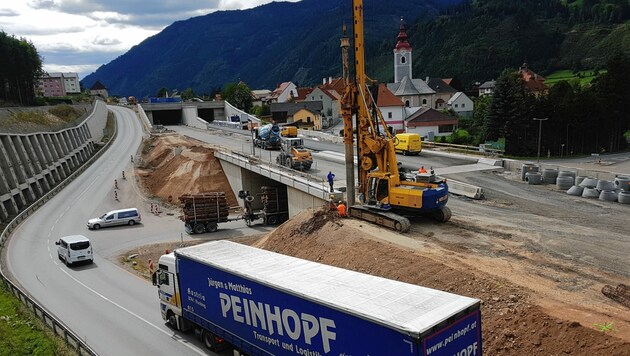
[6,107,218,355]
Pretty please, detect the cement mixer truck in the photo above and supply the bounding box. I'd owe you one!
[253,123,282,150]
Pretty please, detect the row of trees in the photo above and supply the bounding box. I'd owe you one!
[0,31,43,106]
[479,55,630,157]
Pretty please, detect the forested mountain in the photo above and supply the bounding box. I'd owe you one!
[82,0,457,97]
[82,0,630,97]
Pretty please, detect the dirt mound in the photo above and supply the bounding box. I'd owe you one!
[136,133,238,207]
[255,208,630,356]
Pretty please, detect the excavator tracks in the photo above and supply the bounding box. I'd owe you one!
[348,205,411,233]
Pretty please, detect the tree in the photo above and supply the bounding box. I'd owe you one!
[181,87,196,101]
[0,31,43,105]
[484,68,534,156]
[222,82,253,112]
[156,87,168,97]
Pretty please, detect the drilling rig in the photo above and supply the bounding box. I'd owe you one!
[341,0,451,232]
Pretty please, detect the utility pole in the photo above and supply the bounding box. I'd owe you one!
[533,118,548,163]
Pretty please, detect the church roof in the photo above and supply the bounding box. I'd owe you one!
[427,78,457,94]
[387,76,435,96]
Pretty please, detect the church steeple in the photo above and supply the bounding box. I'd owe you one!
[395,18,411,51]
[393,17,412,83]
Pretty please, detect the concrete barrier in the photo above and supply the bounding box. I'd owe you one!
[448,179,484,199]
[478,157,503,166]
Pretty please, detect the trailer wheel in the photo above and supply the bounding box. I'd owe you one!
[206,223,218,233]
[203,330,219,351]
[266,215,278,225]
[193,223,206,234]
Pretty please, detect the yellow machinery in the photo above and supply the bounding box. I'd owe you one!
[341,0,451,232]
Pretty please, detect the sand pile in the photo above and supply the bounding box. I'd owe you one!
[137,134,238,207]
[254,208,630,355]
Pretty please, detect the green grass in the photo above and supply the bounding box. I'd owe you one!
[545,69,607,86]
[0,285,76,355]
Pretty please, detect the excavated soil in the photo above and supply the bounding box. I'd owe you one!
[136,133,237,207]
[123,133,630,355]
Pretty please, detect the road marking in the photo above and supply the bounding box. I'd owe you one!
[59,268,205,355]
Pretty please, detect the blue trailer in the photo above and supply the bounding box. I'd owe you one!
[153,240,482,355]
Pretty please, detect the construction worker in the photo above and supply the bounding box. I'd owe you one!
[337,201,347,217]
[418,166,427,174]
[327,171,335,192]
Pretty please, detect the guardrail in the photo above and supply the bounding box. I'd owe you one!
[214,148,343,202]
[0,106,118,356]
[422,141,504,156]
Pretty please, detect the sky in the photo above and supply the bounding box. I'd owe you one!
[0,0,300,81]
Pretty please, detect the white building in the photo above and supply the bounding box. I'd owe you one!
[447,92,474,117]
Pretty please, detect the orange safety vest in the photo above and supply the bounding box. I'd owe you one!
[337,204,347,217]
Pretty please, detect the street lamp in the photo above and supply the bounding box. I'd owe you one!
[533,117,548,163]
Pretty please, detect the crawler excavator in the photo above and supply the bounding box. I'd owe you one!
[340,0,451,232]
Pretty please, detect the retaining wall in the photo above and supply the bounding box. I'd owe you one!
[0,100,109,222]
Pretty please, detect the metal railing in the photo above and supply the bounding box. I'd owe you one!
[0,105,118,356]
[422,141,504,156]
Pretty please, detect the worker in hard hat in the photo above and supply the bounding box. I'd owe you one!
[337,201,347,217]
[418,166,427,174]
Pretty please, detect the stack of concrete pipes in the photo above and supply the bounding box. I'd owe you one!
[521,163,630,204]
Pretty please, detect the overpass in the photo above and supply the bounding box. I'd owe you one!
[140,100,261,129]
[215,149,343,217]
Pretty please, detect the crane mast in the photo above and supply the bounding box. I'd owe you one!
[344,0,400,202]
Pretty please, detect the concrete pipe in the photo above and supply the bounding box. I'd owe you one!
[579,177,598,188]
[596,180,615,191]
[599,190,618,202]
[542,168,559,184]
[566,185,584,196]
[582,187,600,199]
[619,191,630,204]
[575,176,587,186]
[525,172,542,185]
[521,164,539,181]
[558,170,576,179]
[614,176,630,192]
[556,176,574,190]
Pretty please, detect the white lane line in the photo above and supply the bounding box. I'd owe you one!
[59,268,205,355]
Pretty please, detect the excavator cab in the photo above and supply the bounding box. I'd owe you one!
[367,176,390,208]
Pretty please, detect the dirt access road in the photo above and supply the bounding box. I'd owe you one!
[125,133,630,355]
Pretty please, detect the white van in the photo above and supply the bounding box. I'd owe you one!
[56,235,93,266]
[87,208,141,230]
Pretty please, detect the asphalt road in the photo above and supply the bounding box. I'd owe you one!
[5,107,240,355]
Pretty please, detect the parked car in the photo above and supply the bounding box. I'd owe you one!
[87,208,141,230]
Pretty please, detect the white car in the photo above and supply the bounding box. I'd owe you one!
[56,235,93,266]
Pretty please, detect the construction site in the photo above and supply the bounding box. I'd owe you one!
[118,131,630,355]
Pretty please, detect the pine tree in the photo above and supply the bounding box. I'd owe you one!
[484,69,533,155]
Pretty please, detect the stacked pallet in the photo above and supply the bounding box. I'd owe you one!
[179,192,229,223]
[258,186,288,214]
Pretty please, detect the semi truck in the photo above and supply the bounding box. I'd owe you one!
[153,240,482,355]
[254,124,282,150]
